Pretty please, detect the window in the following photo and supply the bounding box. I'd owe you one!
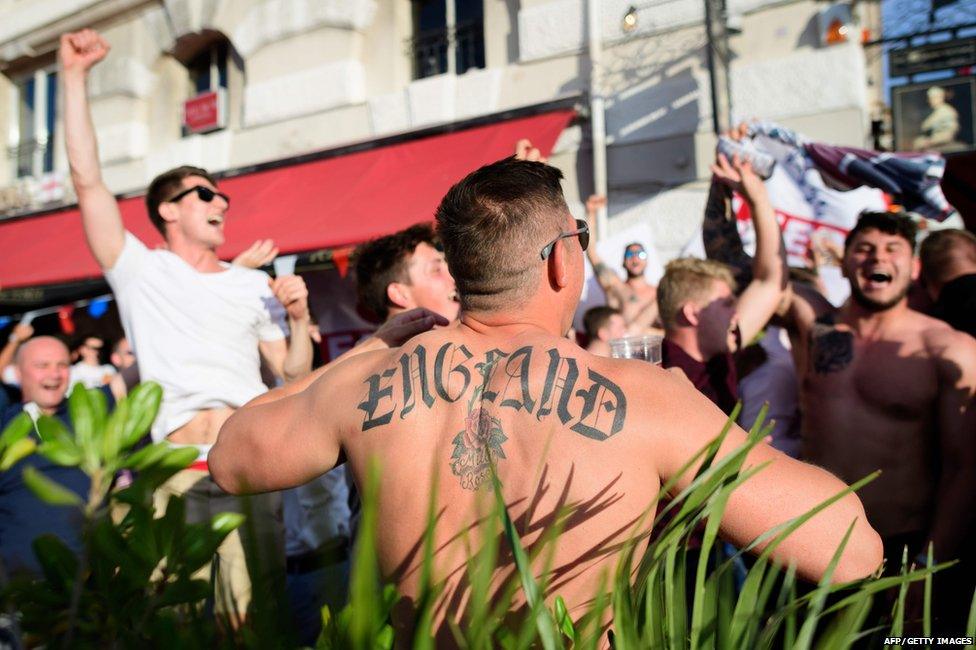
[9,68,57,179]
[187,40,228,95]
[411,0,485,80]
[178,36,239,136]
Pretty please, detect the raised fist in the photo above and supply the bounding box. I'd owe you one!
[59,29,110,74]
[269,275,310,322]
[514,139,547,163]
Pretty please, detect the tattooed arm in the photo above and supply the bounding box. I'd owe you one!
[702,179,753,288]
[641,364,882,582]
[711,154,787,345]
[583,195,627,308]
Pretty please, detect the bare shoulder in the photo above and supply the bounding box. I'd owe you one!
[312,345,400,396]
[915,315,976,378]
[585,354,709,426]
[915,311,975,350]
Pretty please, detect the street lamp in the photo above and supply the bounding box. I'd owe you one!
[622,6,639,32]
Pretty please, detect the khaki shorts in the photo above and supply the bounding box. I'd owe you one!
[153,468,284,626]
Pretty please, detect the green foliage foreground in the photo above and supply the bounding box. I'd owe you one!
[0,387,973,648]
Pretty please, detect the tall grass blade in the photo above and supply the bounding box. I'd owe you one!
[966,586,976,639]
[348,459,384,650]
[793,520,857,650]
[922,543,933,639]
[411,469,442,650]
[889,547,910,643]
[488,469,558,650]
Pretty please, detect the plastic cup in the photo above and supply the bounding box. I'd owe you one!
[609,334,663,365]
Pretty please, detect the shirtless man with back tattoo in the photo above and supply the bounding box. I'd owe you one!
[789,211,976,568]
[211,157,882,639]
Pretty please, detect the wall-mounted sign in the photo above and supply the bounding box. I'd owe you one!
[890,38,976,77]
[182,89,226,134]
[893,77,975,153]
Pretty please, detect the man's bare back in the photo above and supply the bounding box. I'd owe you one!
[211,156,881,639]
[801,307,973,539]
[213,322,881,630]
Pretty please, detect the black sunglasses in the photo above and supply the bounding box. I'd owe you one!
[166,185,230,207]
[540,218,589,260]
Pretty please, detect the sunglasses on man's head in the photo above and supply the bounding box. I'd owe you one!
[540,219,590,260]
[624,249,647,261]
[166,185,230,207]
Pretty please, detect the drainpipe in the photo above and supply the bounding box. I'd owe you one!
[587,0,609,237]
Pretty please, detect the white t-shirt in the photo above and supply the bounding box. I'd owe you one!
[105,233,285,446]
[69,362,116,389]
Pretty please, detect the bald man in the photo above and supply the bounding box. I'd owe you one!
[0,337,112,575]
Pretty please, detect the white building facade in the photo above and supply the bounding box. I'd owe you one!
[0,0,875,263]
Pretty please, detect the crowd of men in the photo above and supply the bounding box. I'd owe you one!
[0,26,974,645]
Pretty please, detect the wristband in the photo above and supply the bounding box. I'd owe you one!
[7,334,19,344]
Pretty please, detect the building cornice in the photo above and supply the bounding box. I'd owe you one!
[0,0,154,67]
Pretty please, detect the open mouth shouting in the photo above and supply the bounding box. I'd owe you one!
[862,270,893,291]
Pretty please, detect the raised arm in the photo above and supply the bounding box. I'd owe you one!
[925,330,976,562]
[583,195,627,307]
[712,154,786,344]
[258,275,313,383]
[645,366,883,582]
[61,30,124,269]
[701,178,753,289]
[0,321,33,372]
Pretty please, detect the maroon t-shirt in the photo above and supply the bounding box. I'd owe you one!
[661,338,739,415]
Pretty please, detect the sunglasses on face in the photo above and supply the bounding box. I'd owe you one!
[540,219,590,260]
[166,185,230,207]
[625,249,647,261]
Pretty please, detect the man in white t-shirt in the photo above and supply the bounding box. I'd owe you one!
[69,335,116,389]
[61,29,313,622]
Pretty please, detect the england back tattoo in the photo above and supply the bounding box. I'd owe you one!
[357,343,629,489]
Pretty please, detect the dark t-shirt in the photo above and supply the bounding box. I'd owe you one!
[661,338,739,415]
[933,273,976,340]
[0,388,113,576]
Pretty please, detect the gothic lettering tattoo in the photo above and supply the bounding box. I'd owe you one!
[433,343,472,402]
[357,368,396,431]
[810,326,854,374]
[358,343,630,489]
[399,346,434,418]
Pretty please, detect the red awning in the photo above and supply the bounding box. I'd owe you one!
[0,109,574,289]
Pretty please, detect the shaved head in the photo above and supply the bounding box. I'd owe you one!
[16,336,71,414]
[15,336,68,365]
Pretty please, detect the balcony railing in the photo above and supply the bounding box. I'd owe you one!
[7,137,54,179]
[410,20,485,80]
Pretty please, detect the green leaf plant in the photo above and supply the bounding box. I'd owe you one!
[0,382,245,648]
[1,394,960,649]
